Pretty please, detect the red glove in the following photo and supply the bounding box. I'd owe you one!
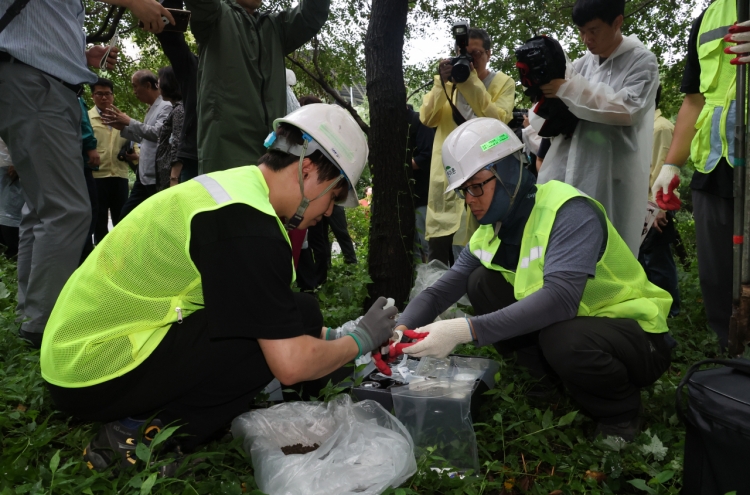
[370,330,429,376]
[655,175,681,211]
[724,21,750,65]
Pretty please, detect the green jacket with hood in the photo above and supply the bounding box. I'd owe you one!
[186,0,330,173]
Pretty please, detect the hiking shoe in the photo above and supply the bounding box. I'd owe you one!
[84,418,165,471]
[593,415,644,442]
[18,328,43,349]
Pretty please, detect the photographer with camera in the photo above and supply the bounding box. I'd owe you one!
[420,24,515,266]
[536,0,659,256]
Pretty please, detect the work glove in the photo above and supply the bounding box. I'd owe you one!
[403,318,474,359]
[372,330,429,376]
[348,297,398,358]
[725,21,750,65]
[651,164,682,211]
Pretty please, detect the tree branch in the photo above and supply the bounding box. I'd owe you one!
[286,54,370,135]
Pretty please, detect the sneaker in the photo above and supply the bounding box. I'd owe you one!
[18,328,43,349]
[593,415,644,443]
[83,418,165,471]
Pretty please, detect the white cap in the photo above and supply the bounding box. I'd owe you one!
[442,118,524,194]
[272,104,368,207]
[285,68,297,87]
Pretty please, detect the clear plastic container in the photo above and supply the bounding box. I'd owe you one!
[390,379,478,471]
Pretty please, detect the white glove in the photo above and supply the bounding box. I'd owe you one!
[403,318,473,359]
[651,164,681,199]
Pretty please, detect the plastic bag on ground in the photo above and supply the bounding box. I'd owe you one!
[410,260,469,321]
[231,395,417,495]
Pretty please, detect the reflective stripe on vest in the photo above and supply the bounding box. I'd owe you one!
[194,174,232,204]
[468,181,672,334]
[691,0,738,173]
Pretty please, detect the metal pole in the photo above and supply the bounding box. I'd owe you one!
[730,0,750,355]
[735,0,748,303]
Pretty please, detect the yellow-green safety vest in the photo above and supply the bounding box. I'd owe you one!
[41,166,294,388]
[691,0,739,172]
[468,181,671,334]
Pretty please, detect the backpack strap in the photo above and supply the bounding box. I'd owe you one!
[0,0,32,36]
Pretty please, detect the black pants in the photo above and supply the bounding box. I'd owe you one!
[327,205,357,264]
[467,267,672,423]
[120,177,156,221]
[0,224,19,258]
[48,292,324,451]
[428,234,455,266]
[296,221,331,291]
[693,190,732,349]
[94,177,129,244]
[638,213,680,317]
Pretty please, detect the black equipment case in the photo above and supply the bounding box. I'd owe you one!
[676,358,750,495]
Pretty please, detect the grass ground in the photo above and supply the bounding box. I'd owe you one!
[0,206,728,495]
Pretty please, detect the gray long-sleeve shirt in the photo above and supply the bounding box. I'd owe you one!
[398,198,607,346]
[120,96,173,186]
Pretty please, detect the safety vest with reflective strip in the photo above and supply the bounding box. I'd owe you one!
[468,181,671,334]
[691,0,738,173]
[41,166,294,388]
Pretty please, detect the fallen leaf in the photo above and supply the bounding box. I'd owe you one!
[549,491,564,495]
[16,404,27,412]
[585,470,607,483]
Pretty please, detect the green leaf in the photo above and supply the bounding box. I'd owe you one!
[395,489,406,495]
[627,479,658,494]
[49,450,60,474]
[82,490,94,495]
[0,282,10,299]
[140,472,158,495]
[557,410,578,427]
[542,408,553,429]
[150,425,180,449]
[652,470,675,484]
[135,442,151,462]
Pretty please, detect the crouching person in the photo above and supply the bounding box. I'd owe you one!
[398,118,673,441]
[40,104,396,470]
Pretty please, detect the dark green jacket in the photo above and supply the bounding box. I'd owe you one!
[186,0,330,173]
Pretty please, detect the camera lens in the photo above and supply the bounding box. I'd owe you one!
[451,59,471,83]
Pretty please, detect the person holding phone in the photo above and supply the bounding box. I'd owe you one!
[0,0,174,348]
[185,0,331,173]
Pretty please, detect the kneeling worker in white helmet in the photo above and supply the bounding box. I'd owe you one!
[398,118,674,441]
[39,104,397,470]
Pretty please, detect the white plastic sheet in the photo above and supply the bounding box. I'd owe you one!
[231,395,416,495]
[410,260,469,320]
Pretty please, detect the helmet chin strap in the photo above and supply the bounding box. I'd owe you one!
[489,152,524,242]
[284,139,344,231]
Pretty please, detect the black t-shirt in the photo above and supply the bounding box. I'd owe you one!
[682,9,734,199]
[188,203,305,340]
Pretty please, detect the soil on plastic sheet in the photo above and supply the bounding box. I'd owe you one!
[281,443,320,455]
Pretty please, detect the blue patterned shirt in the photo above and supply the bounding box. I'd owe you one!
[0,0,96,84]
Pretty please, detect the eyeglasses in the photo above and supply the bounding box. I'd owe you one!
[93,92,113,97]
[468,50,488,60]
[456,176,496,199]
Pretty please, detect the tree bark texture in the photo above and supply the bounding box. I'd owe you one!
[364,0,414,308]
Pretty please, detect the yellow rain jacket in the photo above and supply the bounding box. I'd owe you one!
[419,70,515,244]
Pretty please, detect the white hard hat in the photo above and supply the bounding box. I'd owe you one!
[271,104,368,207]
[442,118,524,194]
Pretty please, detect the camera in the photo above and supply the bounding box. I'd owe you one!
[117,141,134,162]
[450,20,472,83]
[510,109,528,130]
[515,37,560,94]
[514,36,579,138]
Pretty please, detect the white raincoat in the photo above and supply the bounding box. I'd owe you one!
[537,35,659,255]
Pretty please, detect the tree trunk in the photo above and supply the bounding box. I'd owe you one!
[364,0,414,308]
